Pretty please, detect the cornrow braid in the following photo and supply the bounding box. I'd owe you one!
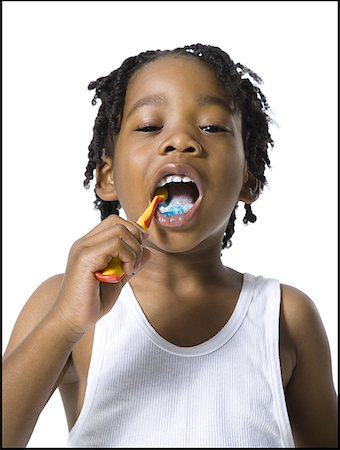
[84,43,274,249]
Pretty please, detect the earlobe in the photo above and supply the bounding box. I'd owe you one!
[239,171,261,204]
[95,155,118,201]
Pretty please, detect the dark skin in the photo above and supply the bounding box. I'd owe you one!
[2,56,338,448]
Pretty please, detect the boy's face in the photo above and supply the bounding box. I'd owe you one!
[110,55,247,254]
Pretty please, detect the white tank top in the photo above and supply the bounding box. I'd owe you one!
[67,273,295,448]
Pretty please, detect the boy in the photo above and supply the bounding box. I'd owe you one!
[3,44,337,448]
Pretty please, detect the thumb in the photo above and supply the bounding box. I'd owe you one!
[99,248,152,314]
[122,247,152,282]
[117,248,152,288]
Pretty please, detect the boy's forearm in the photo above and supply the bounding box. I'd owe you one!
[2,312,77,448]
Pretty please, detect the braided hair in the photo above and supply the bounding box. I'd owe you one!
[84,44,274,249]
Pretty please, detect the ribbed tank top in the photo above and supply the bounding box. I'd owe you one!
[67,273,295,448]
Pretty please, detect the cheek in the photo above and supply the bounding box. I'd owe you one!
[212,152,245,195]
[204,155,245,226]
[113,153,148,219]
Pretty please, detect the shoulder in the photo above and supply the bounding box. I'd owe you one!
[280,283,320,327]
[3,273,65,358]
[279,283,327,351]
[278,283,331,368]
[251,274,321,330]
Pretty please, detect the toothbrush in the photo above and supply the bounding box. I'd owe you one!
[94,188,168,283]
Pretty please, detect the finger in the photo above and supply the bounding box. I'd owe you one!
[84,215,146,243]
[95,236,142,276]
[82,222,144,253]
[70,229,143,278]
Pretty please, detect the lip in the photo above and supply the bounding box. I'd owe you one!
[150,163,204,228]
[155,195,203,227]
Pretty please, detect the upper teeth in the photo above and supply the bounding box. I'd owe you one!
[157,174,194,187]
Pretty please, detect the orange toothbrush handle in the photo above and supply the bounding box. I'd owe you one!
[94,188,167,283]
[136,189,167,230]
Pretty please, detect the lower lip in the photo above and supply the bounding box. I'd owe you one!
[154,196,202,227]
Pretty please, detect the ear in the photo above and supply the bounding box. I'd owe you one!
[95,155,118,201]
[238,170,261,204]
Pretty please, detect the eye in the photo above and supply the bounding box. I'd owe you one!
[200,124,229,133]
[136,125,162,132]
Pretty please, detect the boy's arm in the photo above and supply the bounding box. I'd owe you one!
[281,284,338,448]
[3,214,147,448]
[2,274,78,448]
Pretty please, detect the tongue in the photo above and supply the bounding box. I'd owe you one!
[158,183,197,216]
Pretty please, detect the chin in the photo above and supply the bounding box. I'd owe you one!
[144,231,221,256]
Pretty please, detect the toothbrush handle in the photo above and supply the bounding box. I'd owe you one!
[94,189,167,283]
[94,257,126,283]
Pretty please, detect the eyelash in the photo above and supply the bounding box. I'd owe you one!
[136,124,229,133]
[137,125,162,132]
[200,125,229,133]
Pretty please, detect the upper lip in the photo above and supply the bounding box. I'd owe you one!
[150,163,204,200]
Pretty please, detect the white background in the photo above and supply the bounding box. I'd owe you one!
[3,1,338,447]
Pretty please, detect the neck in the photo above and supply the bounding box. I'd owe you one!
[131,242,232,297]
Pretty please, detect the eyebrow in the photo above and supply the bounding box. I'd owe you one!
[196,94,234,113]
[125,92,234,119]
[126,94,167,119]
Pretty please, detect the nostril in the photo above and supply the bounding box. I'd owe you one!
[160,142,202,154]
[166,145,197,153]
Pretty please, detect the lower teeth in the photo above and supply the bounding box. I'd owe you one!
[158,203,193,216]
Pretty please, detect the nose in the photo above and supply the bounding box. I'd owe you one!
[157,131,203,155]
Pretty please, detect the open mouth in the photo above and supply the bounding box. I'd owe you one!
[152,174,201,226]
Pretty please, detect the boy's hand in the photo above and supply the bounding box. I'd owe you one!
[51,215,148,340]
